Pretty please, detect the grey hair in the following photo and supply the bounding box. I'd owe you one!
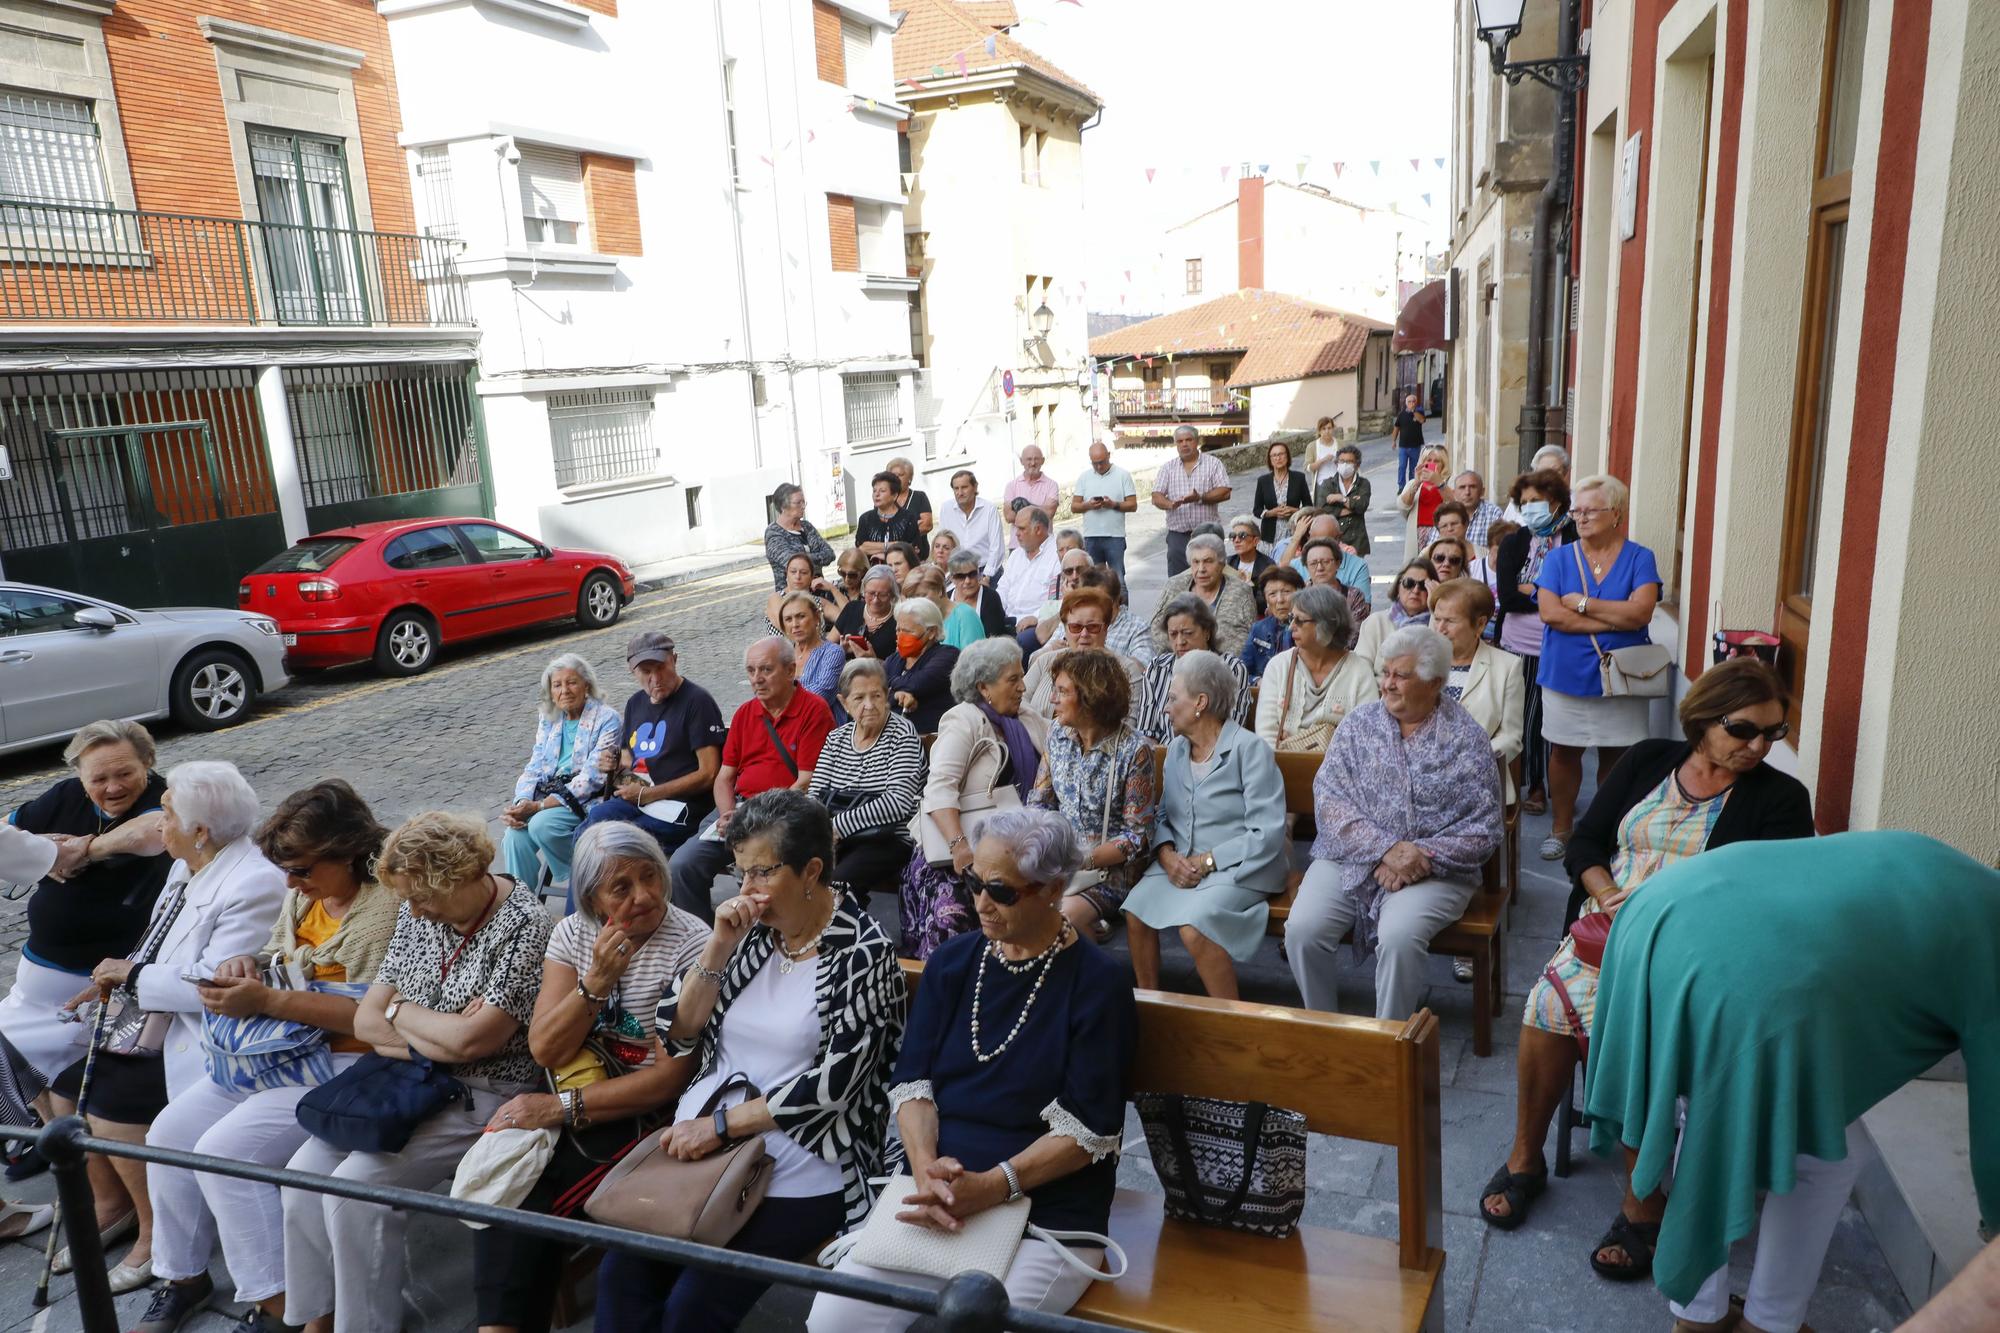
[838,657,888,696]
[861,563,900,593]
[63,718,157,770]
[748,635,796,667]
[1290,584,1353,651]
[1172,649,1239,720]
[973,807,1084,889]
[947,550,983,576]
[165,760,261,844]
[1190,522,1226,541]
[950,636,1022,702]
[1019,505,1050,532]
[1227,515,1260,537]
[1532,444,1570,471]
[1185,533,1225,562]
[894,596,943,634]
[725,788,832,875]
[887,455,913,475]
[1378,625,1453,682]
[1573,472,1630,515]
[1159,592,1218,645]
[1172,424,1199,440]
[537,653,601,722]
[1453,469,1485,487]
[568,821,671,931]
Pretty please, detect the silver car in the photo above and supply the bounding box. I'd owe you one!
[0,581,290,756]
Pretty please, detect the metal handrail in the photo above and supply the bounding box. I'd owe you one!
[2,1117,1116,1333]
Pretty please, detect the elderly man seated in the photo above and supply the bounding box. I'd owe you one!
[1147,532,1258,659]
[1284,625,1502,1020]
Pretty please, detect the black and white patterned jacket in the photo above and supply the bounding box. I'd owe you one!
[657,893,905,1228]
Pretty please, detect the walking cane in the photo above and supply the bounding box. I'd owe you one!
[33,982,113,1309]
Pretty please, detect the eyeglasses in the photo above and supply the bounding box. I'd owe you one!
[1064,620,1106,635]
[1400,577,1429,591]
[731,862,785,885]
[1434,557,1463,569]
[952,571,979,581]
[1718,717,1789,744]
[958,870,1024,906]
[1232,530,1258,541]
[279,860,322,881]
[1570,507,1612,519]
[1288,614,1314,627]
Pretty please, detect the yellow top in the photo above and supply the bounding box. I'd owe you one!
[295,898,367,1054]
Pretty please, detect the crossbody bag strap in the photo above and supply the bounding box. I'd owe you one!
[760,712,799,778]
[128,880,188,969]
[1024,1225,1130,1280]
[1159,1096,1216,1227]
[1097,750,1119,844]
[1277,653,1299,745]
[1571,543,1609,663]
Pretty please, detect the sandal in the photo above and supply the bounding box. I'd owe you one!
[1477,1163,1547,1231]
[1590,1211,1661,1281]
[1521,791,1547,816]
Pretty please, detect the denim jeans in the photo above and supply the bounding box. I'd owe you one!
[1083,534,1126,578]
[1397,445,1422,489]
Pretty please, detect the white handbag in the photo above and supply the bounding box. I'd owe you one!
[917,734,1023,865]
[450,1125,557,1227]
[821,1173,1127,1283]
[1064,759,1123,897]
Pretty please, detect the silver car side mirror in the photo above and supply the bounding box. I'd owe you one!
[74,606,116,631]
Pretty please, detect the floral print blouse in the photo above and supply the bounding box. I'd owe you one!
[1027,724,1157,891]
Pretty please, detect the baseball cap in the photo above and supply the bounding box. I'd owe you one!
[626,630,675,665]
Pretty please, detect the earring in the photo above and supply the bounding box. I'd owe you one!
[194,837,205,852]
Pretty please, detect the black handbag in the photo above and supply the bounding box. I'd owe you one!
[296,1051,469,1153]
[1136,1091,1307,1238]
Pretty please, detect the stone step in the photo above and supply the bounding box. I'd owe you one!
[1854,1078,1983,1309]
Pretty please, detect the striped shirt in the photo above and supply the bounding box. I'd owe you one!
[806,713,928,841]
[1134,651,1250,742]
[546,906,712,1065]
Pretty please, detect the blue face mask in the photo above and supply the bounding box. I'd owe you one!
[1520,500,1558,535]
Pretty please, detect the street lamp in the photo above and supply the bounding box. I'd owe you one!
[1473,0,1588,93]
[1024,300,1055,355]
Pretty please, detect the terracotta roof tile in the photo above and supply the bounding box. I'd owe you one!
[893,0,1098,103]
[1089,290,1391,387]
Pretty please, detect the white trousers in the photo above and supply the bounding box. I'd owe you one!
[147,1054,359,1302]
[281,1089,491,1333]
[1283,859,1476,1020]
[1667,1122,1866,1332]
[0,953,88,1081]
[805,1238,1104,1331]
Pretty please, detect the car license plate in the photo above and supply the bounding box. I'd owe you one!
[281,634,298,647]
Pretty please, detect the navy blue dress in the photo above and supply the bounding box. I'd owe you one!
[892,929,1137,1232]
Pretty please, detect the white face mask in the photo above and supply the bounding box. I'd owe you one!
[1336,462,1357,480]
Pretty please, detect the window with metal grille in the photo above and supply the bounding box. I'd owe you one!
[414,145,458,240]
[842,372,902,444]
[549,388,657,488]
[723,60,743,188]
[0,90,111,209]
[518,143,586,248]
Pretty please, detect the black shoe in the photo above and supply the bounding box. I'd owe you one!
[4,1144,46,1181]
[236,1310,305,1333]
[129,1274,212,1333]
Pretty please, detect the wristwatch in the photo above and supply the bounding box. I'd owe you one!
[999,1159,1024,1202]
[712,1107,732,1143]
[384,997,404,1026]
[1201,853,1216,875]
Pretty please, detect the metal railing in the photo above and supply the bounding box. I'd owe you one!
[0,200,471,328]
[1108,386,1245,417]
[1,1117,1115,1333]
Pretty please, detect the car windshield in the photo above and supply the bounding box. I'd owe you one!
[253,538,360,574]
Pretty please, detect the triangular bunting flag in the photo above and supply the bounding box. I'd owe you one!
[1435,156,1445,169]
[1144,168,1156,182]
[1369,160,1380,174]
[1410,158,1420,172]
[1220,165,1231,180]
[955,52,967,74]
[1257,162,1270,176]
[1295,159,1308,180]
[1422,192,1432,206]
[901,78,925,91]
[985,35,998,55]
[1333,162,1345,177]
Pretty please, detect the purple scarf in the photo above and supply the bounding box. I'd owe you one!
[978,701,1042,795]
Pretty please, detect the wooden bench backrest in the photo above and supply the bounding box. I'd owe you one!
[1147,746,1321,814]
[896,958,1444,1270]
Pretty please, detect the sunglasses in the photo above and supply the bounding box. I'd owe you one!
[279,860,321,880]
[1718,717,1790,744]
[958,870,1025,906]
[1400,577,1428,591]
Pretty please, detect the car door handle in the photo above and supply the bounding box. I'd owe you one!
[410,579,431,589]
[0,650,31,664]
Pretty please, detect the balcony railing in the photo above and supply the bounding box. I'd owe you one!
[0,200,471,328]
[1110,385,1247,417]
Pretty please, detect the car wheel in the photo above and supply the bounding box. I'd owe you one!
[375,611,438,676]
[577,572,622,629]
[170,649,257,731]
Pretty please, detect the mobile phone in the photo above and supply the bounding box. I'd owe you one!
[181,969,220,986]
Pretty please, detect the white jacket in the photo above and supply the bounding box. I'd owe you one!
[0,822,56,886]
[132,837,289,1098]
[1454,643,1527,801]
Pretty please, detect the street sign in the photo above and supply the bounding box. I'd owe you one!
[1002,370,1015,398]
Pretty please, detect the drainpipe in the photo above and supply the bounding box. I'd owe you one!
[1516,0,1580,476]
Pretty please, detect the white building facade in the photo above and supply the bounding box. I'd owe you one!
[377,0,917,568]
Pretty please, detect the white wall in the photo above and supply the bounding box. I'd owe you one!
[1249,374,1356,443]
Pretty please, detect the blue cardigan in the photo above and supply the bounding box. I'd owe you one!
[512,697,623,803]
[1150,720,1289,894]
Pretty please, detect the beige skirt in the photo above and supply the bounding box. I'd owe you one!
[1540,685,1654,747]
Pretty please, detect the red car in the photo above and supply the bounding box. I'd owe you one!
[240,518,636,676]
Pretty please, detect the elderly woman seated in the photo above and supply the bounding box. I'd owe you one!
[1022,587,1146,720]
[1125,650,1288,1000]
[1253,584,1377,752]
[781,589,847,708]
[1355,556,1436,667]
[900,638,1046,959]
[1147,533,1258,659]
[766,551,835,639]
[283,813,551,1333]
[0,721,171,1110]
[1239,564,1305,684]
[1299,538,1371,645]
[501,653,624,893]
[1284,627,1503,1021]
[1476,660,1813,1287]
[471,821,711,1333]
[808,659,928,897]
[883,596,960,733]
[46,761,287,1295]
[837,564,901,662]
[139,779,393,1331]
[1026,648,1155,945]
[1134,594,1250,743]
[808,807,1137,1332]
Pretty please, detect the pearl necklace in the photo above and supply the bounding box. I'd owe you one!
[969,922,1070,1063]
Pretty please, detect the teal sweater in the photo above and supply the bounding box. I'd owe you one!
[1584,830,2000,1303]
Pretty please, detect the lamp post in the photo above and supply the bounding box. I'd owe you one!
[1472,0,1588,93]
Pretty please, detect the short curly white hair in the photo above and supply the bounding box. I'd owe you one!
[536,653,601,721]
[164,760,262,845]
[1377,626,1453,682]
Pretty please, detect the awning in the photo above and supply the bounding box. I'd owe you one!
[1391,278,1449,354]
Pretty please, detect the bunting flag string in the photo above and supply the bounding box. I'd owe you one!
[1409,158,1420,172]
[1434,156,1446,169]
[1369,160,1380,175]
[1333,162,1345,177]
[955,52,967,74]
[1422,192,1432,206]
[1144,167,1156,182]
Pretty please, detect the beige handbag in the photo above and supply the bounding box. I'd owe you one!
[918,733,1023,865]
[823,1173,1126,1284]
[584,1074,772,1246]
[1571,546,1673,698]
[1064,758,1122,897]
[1273,655,1337,753]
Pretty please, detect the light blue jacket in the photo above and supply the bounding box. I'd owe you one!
[1150,721,1290,894]
[513,697,623,803]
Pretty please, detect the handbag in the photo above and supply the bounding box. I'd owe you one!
[1567,909,1614,970]
[86,880,188,1058]
[584,1073,773,1246]
[202,967,372,1095]
[1273,654,1337,753]
[826,1172,1127,1283]
[296,1051,470,1153]
[1064,758,1122,897]
[918,734,1024,865]
[451,1125,558,1225]
[1136,1091,1307,1238]
[1571,545,1672,698]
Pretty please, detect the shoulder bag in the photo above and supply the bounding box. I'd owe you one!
[761,713,800,779]
[296,1049,471,1153]
[1546,910,1615,1061]
[1136,1091,1307,1238]
[824,1172,1127,1284]
[83,880,188,1058]
[1274,654,1337,754]
[202,957,372,1095]
[1064,756,1122,897]
[918,731,1023,865]
[1571,545,1672,698]
[585,1072,773,1247]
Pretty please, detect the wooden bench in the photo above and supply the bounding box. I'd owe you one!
[900,960,1447,1332]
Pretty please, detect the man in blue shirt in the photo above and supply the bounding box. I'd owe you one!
[1070,441,1138,577]
[580,631,726,855]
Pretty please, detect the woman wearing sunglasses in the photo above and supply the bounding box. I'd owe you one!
[1477,659,1812,1281]
[1355,557,1437,669]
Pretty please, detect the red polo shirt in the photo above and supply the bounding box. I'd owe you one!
[722,688,834,799]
